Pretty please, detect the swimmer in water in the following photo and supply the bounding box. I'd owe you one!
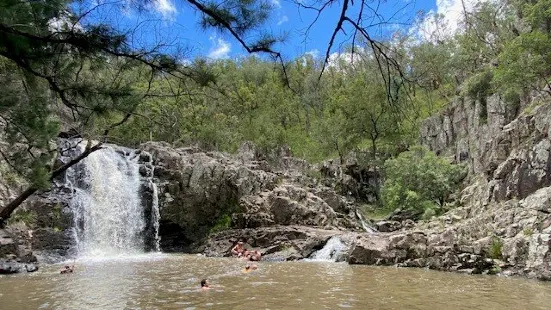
[243,263,258,273]
[60,265,74,274]
[200,279,211,290]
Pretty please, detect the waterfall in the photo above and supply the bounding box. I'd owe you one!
[356,209,376,233]
[65,143,159,257]
[150,178,161,252]
[308,236,347,262]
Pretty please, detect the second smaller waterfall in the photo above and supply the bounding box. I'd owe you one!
[309,236,347,262]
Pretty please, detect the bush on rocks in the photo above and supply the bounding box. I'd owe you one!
[382,146,465,218]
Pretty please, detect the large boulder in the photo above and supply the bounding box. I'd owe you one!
[142,141,363,252]
[233,184,358,229]
[142,141,279,250]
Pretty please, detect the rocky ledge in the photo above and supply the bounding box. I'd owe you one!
[141,141,364,252]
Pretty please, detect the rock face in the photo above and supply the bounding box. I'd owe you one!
[141,141,363,252]
[234,184,357,229]
[318,157,382,203]
[0,228,38,274]
[410,95,551,279]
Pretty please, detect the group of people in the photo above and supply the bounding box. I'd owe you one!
[201,240,261,290]
[230,240,261,261]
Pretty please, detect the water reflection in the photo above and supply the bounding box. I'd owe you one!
[2,254,551,309]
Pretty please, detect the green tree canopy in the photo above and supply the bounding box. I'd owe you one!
[381,146,465,217]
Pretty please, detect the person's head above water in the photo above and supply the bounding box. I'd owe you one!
[200,279,210,288]
[244,263,258,271]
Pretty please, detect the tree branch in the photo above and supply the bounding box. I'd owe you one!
[0,143,103,226]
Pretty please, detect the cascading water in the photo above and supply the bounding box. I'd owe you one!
[64,143,159,257]
[150,182,161,252]
[355,209,376,233]
[308,236,347,262]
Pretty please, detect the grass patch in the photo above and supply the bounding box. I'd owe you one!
[7,209,37,226]
[522,99,543,116]
[523,227,534,237]
[210,214,232,234]
[359,204,394,221]
[488,237,503,259]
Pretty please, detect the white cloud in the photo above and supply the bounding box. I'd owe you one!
[271,0,281,9]
[153,0,177,19]
[208,35,231,59]
[48,12,84,33]
[412,0,490,42]
[305,49,319,58]
[277,15,289,26]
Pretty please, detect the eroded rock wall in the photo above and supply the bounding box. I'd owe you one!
[141,141,363,252]
[378,94,551,278]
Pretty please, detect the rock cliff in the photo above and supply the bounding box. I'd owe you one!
[360,94,551,278]
[141,141,363,253]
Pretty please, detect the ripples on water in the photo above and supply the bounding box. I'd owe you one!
[2,254,551,309]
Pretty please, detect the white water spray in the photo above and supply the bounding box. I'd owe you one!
[150,179,161,252]
[66,145,155,257]
[309,236,347,262]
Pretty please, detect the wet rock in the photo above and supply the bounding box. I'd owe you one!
[348,234,397,265]
[0,260,21,274]
[202,225,340,261]
[24,264,38,273]
[0,229,17,258]
[375,221,402,232]
[31,228,73,257]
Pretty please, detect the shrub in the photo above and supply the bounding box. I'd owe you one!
[7,209,37,226]
[489,237,503,259]
[210,214,232,234]
[381,146,465,215]
[463,68,494,100]
[422,207,437,220]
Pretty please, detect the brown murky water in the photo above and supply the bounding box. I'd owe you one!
[2,254,551,309]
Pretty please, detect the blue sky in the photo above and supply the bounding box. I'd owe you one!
[75,0,466,61]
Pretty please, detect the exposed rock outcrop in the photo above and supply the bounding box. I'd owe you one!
[141,141,363,252]
[410,96,551,279]
[201,225,342,261]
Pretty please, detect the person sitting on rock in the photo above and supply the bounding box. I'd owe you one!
[200,279,211,290]
[60,265,74,274]
[241,250,252,260]
[249,250,262,261]
[231,241,246,257]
